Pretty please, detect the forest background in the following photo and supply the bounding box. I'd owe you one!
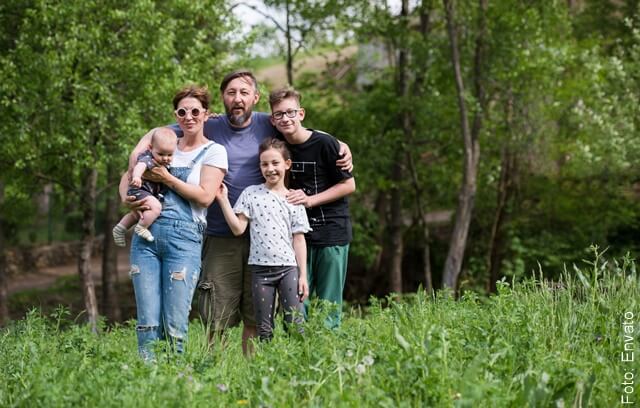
[0,0,639,328]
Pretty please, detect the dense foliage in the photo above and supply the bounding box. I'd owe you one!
[0,0,236,243]
[1,1,639,308]
[297,0,640,292]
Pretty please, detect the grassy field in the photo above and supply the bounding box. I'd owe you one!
[1,252,638,407]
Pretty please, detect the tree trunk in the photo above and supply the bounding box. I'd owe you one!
[0,180,9,326]
[415,0,434,293]
[407,144,433,293]
[422,227,432,292]
[389,161,404,294]
[79,167,99,333]
[442,0,486,291]
[370,191,389,295]
[285,0,294,86]
[486,147,515,293]
[101,163,121,322]
[388,0,411,295]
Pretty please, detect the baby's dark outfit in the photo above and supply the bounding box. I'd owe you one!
[127,150,168,201]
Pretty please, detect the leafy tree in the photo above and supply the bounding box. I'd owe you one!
[301,0,640,297]
[235,0,350,85]
[1,0,234,329]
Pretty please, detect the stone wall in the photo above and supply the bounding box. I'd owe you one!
[4,236,105,277]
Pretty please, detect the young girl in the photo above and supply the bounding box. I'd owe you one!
[216,137,311,342]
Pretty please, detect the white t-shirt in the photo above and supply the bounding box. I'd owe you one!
[234,184,311,266]
[171,141,227,224]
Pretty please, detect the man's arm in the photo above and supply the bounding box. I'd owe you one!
[286,177,356,208]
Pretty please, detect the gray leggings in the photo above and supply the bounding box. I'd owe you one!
[250,265,304,341]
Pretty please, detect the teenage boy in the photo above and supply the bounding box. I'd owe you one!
[269,87,356,329]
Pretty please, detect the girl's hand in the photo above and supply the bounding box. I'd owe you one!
[216,183,228,200]
[130,176,142,188]
[298,276,309,302]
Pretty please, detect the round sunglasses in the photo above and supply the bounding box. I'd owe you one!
[175,107,204,118]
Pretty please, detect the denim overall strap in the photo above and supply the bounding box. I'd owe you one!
[159,142,213,222]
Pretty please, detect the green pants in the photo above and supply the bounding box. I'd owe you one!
[306,244,350,329]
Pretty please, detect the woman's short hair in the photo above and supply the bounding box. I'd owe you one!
[173,85,211,110]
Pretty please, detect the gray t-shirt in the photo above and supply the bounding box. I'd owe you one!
[234,184,311,266]
[171,112,278,236]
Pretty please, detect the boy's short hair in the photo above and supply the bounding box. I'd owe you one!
[269,87,302,108]
[220,70,258,93]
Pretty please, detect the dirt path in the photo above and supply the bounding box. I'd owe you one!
[8,247,131,295]
[255,45,358,88]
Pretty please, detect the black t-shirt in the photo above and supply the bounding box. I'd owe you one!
[287,130,353,247]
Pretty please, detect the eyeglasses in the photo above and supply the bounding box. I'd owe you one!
[271,109,299,120]
[175,107,204,118]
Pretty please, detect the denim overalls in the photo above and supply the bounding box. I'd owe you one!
[130,143,211,359]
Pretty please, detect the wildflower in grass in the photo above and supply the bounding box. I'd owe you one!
[346,350,354,358]
[355,364,366,375]
[237,400,249,405]
[216,384,229,393]
[541,372,550,384]
[363,355,374,366]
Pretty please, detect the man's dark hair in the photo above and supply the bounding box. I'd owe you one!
[219,70,258,93]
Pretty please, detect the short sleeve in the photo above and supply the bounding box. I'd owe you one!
[136,151,155,170]
[232,188,253,219]
[291,204,312,234]
[203,143,228,173]
[323,135,353,183]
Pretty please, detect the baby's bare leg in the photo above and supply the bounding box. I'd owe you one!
[137,196,162,228]
[113,212,139,247]
[118,212,140,229]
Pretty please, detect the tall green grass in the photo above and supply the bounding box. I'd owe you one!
[1,250,637,407]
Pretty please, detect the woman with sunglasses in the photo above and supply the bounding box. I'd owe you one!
[119,84,227,360]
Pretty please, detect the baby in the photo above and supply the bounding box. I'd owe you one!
[112,127,177,246]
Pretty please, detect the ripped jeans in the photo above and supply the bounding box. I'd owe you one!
[129,218,203,359]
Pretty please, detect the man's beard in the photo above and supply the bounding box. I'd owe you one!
[225,105,253,127]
